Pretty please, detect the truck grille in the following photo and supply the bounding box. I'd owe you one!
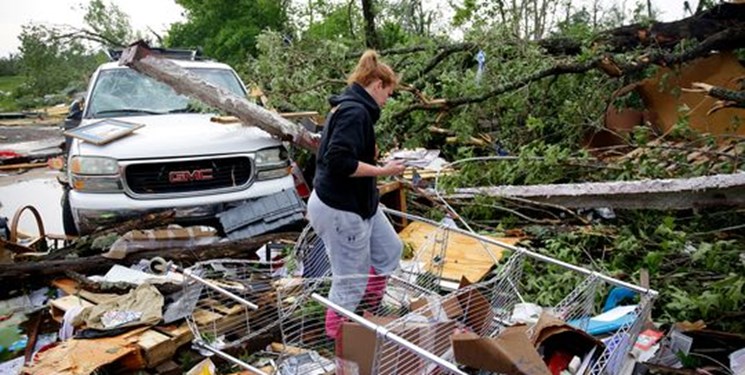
[125,156,253,195]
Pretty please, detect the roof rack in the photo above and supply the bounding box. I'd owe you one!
[105,47,202,62]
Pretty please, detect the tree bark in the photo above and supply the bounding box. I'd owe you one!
[439,173,745,210]
[0,232,299,297]
[361,0,381,49]
[538,2,745,55]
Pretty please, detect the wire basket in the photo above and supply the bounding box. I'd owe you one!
[275,208,657,375]
[180,259,284,348]
[275,273,462,375]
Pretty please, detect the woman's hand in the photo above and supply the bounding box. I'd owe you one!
[351,159,406,177]
[378,159,406,176]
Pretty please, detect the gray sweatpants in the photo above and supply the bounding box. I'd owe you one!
[306,191,402,312]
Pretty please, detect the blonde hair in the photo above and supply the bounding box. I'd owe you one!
[347,50,399,88]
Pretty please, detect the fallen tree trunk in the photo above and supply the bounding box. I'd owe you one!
[438,173,745,210]
[0,232,299,296]
[119,41,320,152]
[540,2,745,55]
[598,2,745,52]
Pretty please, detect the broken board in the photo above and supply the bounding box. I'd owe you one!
[48,278,193,369]
[24,327,148,375]
[397,221,521,283]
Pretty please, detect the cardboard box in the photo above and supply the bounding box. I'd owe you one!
[339,277,497,375]
[452,328,550,375]
[452,312,604,375]
[339,314,456,375]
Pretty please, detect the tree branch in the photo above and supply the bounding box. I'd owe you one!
[345,42,474,58]
[49,28,125,48]
[361,0,381,49]
[394,59,597,120]
[394,25,745,120]
[404,43,477,83]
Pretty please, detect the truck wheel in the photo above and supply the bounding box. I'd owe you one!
[61,187,78,236]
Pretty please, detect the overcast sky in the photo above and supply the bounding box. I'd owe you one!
[0,0,186,57]
[0,0,696,58]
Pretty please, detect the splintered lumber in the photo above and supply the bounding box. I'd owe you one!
[0,162,48,170]
[24,327,150,375]
[119,41,320,152]
[48,279,190,369]
[154,322,193,348]
[49,295,95,322]
[122,329,178,369]
[398,221,521,282]
[442,172,745,209]
[0,232,299,291]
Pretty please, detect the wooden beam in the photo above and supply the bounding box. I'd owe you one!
[0,232,299,293]
[441,173,745,209]
[119,41,320,153]
[0,162,47,171]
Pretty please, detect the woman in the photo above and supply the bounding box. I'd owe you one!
[306,50,406,339]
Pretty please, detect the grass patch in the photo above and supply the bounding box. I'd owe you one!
[0,75,24,112]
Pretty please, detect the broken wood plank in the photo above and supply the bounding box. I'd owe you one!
[137,329,177,368]
[398,221,521,282]
[24,327,148,375]
[51,278,119,305]
[49,283,186,370]
[202,298,245,315]
[119,41,320,152]
[192,307,224,326]
[154,322,194,348]
[441,172,745,209]
[0,162,47,170]
[49,295,94,323]
[378,180,403,196]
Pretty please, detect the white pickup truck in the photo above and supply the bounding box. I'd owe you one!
[62,54,294,235]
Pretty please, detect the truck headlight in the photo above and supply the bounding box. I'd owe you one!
[69,156,122,192]
[255,147,287,165]
[70,156,119,175]
[255,147,290,180]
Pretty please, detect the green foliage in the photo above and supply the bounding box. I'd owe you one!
[0,55,20,76]
[16,25,102,101]
[83,0,136,47]
[245,30,354,111]
[451,0,478,28]
[300,0,363,42]
[0,76,23,111]
[166,0,291,67]
[523,211,745,333]
[12,0,133,104]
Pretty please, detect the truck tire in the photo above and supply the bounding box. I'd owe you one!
[61,187,78,236]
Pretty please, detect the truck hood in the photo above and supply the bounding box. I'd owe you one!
[70,114,281,160]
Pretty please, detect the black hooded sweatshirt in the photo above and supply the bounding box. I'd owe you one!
[314,83,380,219]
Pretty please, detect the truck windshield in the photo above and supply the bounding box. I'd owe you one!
[86,67,246,118]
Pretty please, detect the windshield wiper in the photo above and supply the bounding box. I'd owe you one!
[92,109,163,118]
[166,107,200,114]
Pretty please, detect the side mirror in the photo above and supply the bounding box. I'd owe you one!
[63,99,84,153]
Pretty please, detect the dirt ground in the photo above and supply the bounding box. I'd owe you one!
[0,124,63,145]
[0,123,66,233]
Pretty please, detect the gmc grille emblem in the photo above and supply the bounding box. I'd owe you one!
[169,169,214,183]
